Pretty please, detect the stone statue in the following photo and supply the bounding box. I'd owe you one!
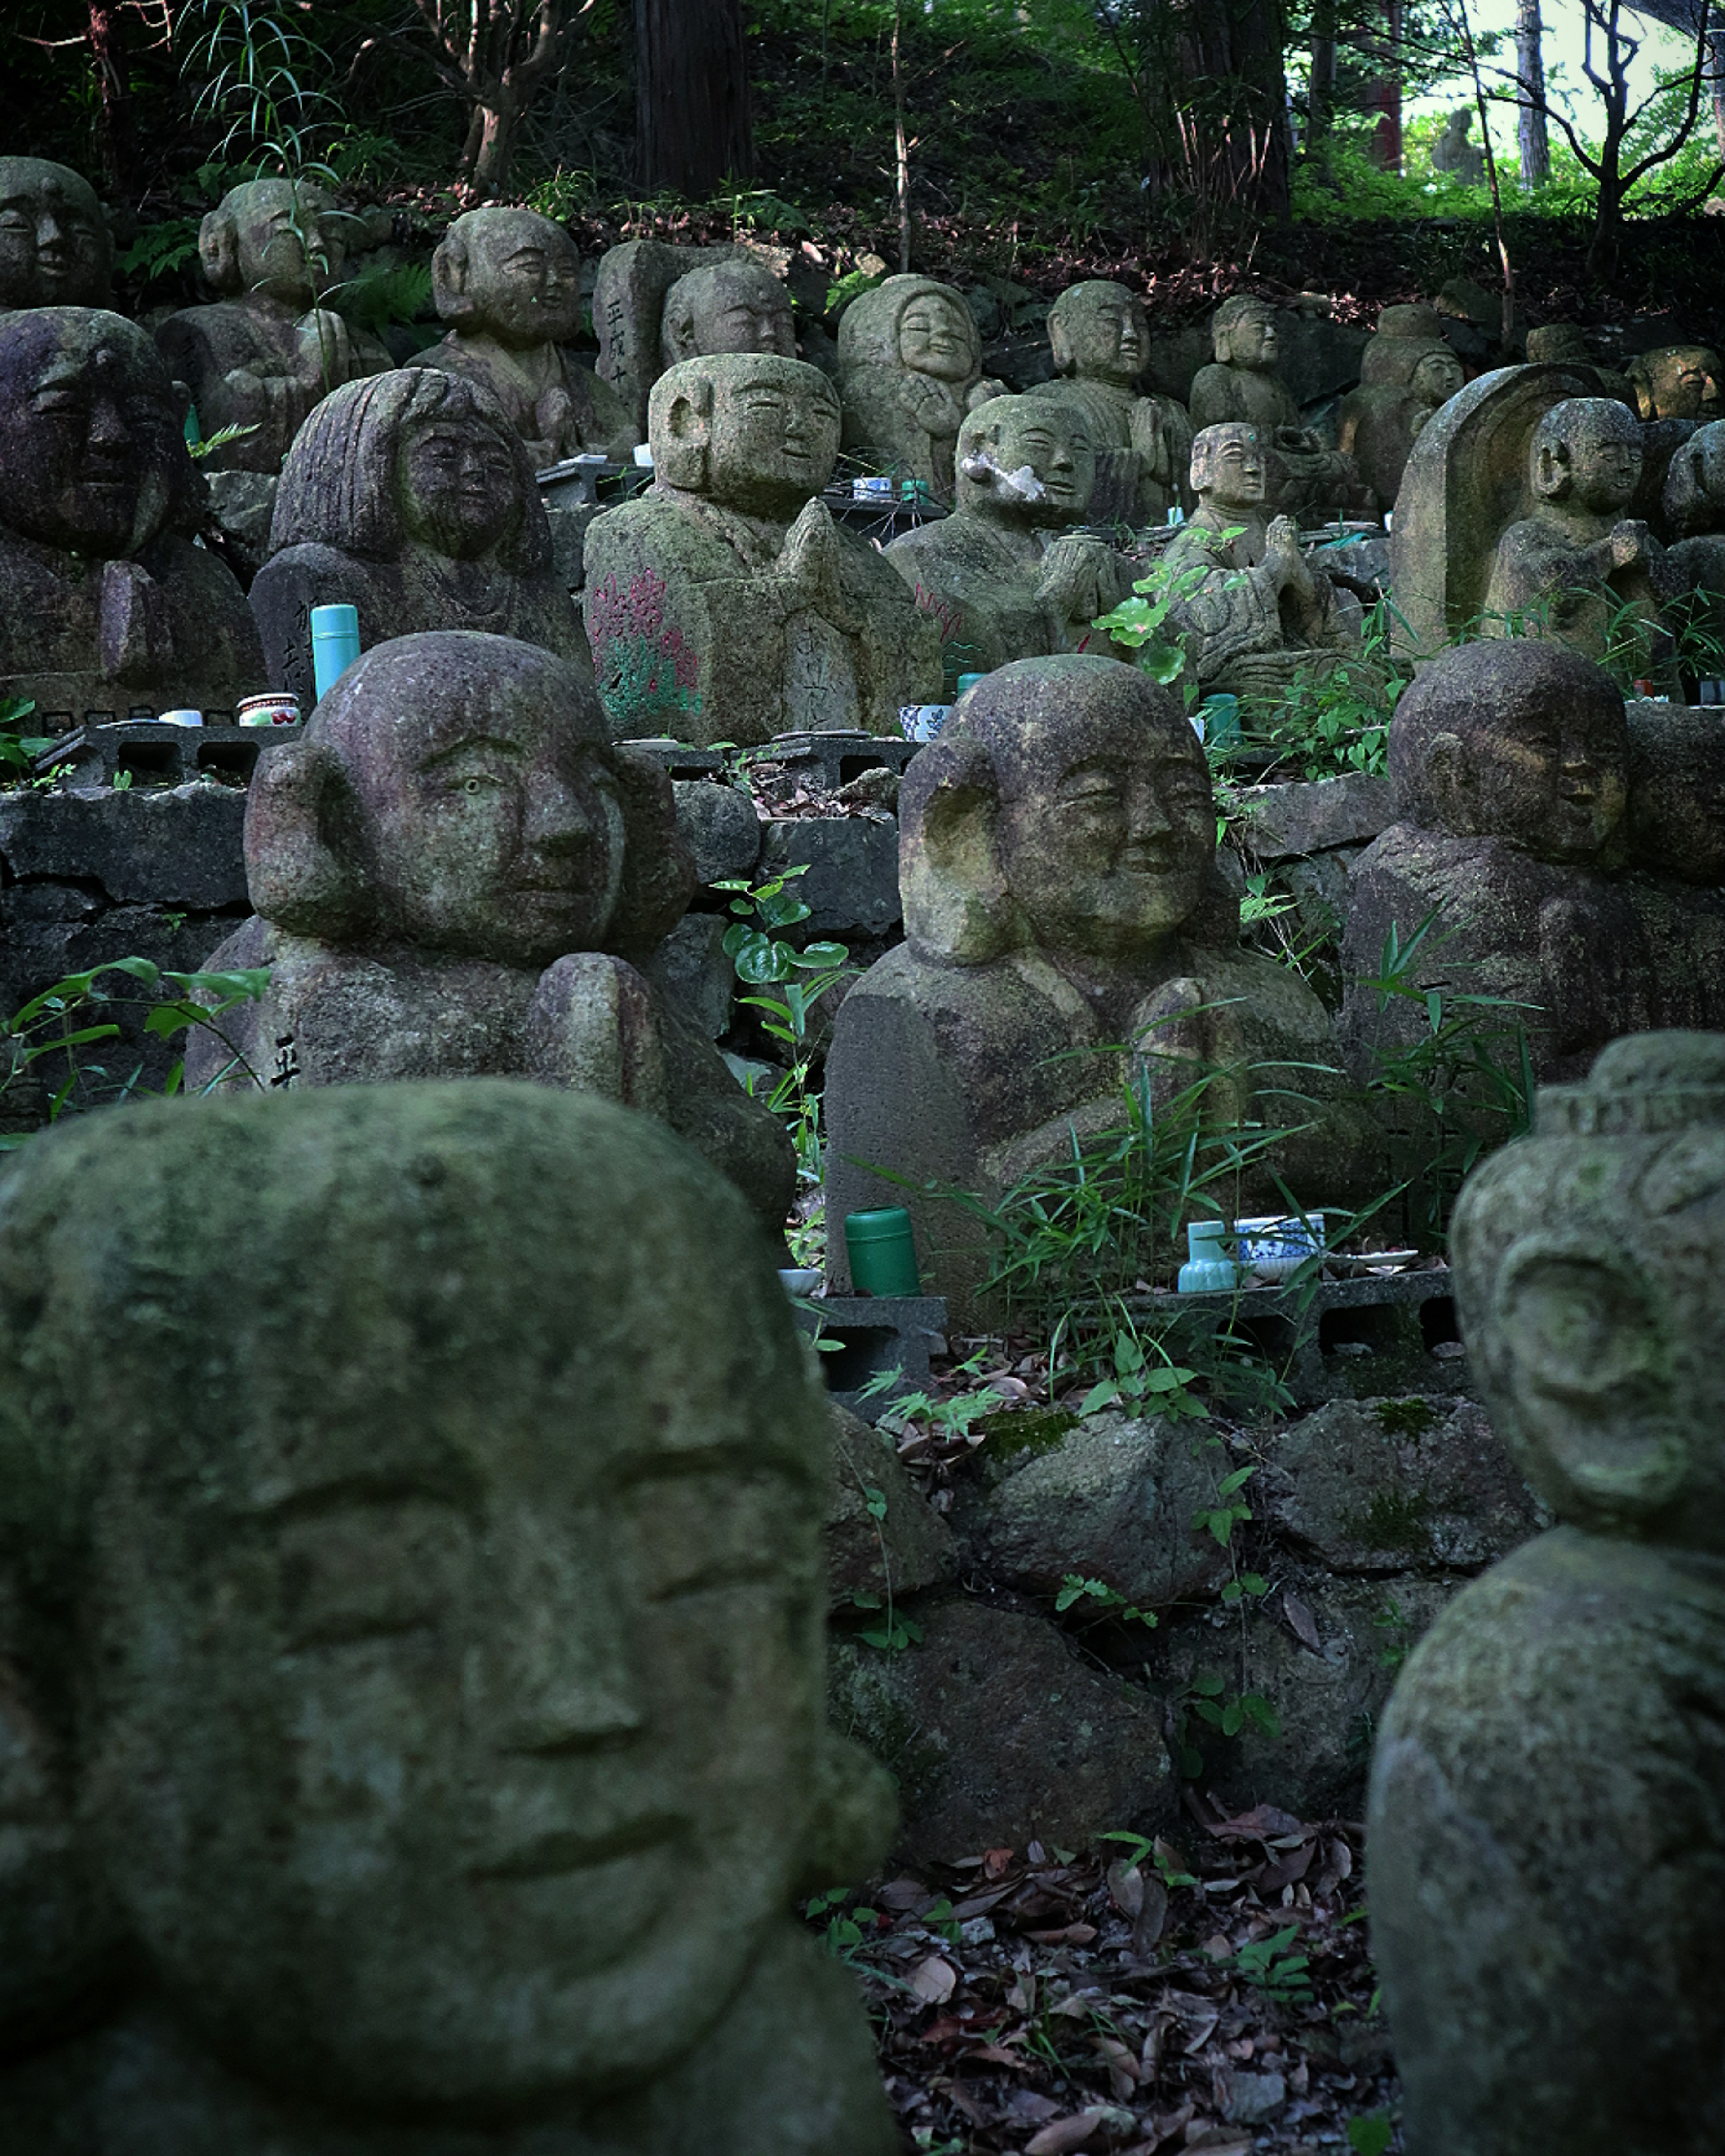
[187,630,796,1233]
[884,393,1132,676]
[1625,341,1723,424]
[416,206,638,469]
[154,178,390,475]
[1628,698,1725,887]
[1160,421,1373,705]
[581,353,938,745]
[0,155,112,311]
[1482,394,1678,664]
[660,256,796,370]
[0,1078,898,2154]
[1338,639,1725,1085]
[1187,295,1360,515]
[836,273,1006,499]
[1337,303,1465,514]
[248,367,590,704]
[592,238,759,435]
[1369,1028,1725,2156]
[1660,417,1725,654]
[0,306,265,721]
[1524,320,1636,406]
[1027,278,1194,524]
[822,654,1370,1323]
[1428,107,1486,183]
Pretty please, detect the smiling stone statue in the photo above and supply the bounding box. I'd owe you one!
[836,273,1005,499]
[0,156,112,312]
[0,1079,898,2153]
[187,629,794,1230]
[1029,278,1194,524]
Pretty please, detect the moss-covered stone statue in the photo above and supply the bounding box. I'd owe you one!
[836,273,1006,499]
[1481,394,1679,665]
[581,353,938,744]
[248,368,589,703]
[0,155,112,312]
[822,653,1368,1322]
[1368,1027,1725,2156]
[1160,421,1373,704]
[1624,340,1722,424]
[154,178,390,475]
[187,630,795,1232]
[1187,295,1359,515]
[1027,279,1194,524]
[416,207,638,468]
[1524,320,1636,405]
[1337,303,1465,515]
[884,393,1132,675]
[1658,417,1725,653]
[1427,107,1485,182]
[0,306,265,720]
[0,1079,898,2154]
[659,256,796,370]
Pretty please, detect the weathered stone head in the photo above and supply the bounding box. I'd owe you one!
[1047,279,1150,388]
[954,393,1096,524]
[1627,702,1725,884]
[247,630,690,969]
[900,652,1215,965]
[432,205,585,349]
[1626,341,1723,423]
[1357,302,1449,385]
[0,156,111,311]
[1526,321,1592,366]
[650,351,840,518]
[1210,295,1278,371]
[1388,638,1628,862]
[0,1080,894,2146]
[270,367,545,569]
[199,176,345,307]
[1529,393,1643,515]
[837,273,981,386]
[1190,419,1271,512]
[0,305,201,558]
[659,258,795,369]
[1660,415,1725,537]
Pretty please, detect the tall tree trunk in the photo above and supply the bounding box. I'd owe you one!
[1710,17,1725,162]
[1517,0,1550,186]
[635,0,753,195]
[470,100,520,192]
[1361,0,1403,171]
[1309,0,1338,148]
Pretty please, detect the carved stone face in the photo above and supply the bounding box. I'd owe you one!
[224,178,344,308]
[1192,421,1268,512]
[897,290,976,382]
[1640,344,1723,422]
[319,642,628,966]
[1413,348,1464,406]
[1536,399,1642,514]
[1221,305,1278,371]
[0,157,110,310]
[398,411,519,559]
[958,397,1095,523]
[1056,283,1150,387]
[665,261,796,363]
[456,208,584,348]
[1465,696,1628,860]
[0,308,182,557]
[699,357,841,515]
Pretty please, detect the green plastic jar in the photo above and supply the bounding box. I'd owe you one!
[844,1207,922,1296]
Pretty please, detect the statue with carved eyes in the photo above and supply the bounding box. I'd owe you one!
[581,353,938,745]
[1337,304,1466,515]
[659,256,797,370]
[0,306,264,719]
[1369,1028,1725,2156]
[0,1077,898,2154]
[835,274,1006,499]
[822,653,1367,1323]
[154,179,390,475]
[186,629,795,1233]
[0,156,112,311]
[415,207,638,469]
[1625,340,1723,424]
[248,367,590,703]
[1028,279,1194,524]
[1188,296,1362,516]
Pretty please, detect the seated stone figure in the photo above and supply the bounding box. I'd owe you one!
[581,353,938,745]
[1625,340,1722,424]
[154,178,390,475]
[1428,106,1486,182]
[1369,1029,1725,2156]
[822,654,1367,1323]
[416,206,637,469]
[1658,418,1725,652]
[660,256,796,369]
[248,367,589,703]
[1524,320,1636,405]
[1027,279,1194,524]
[0,155,111,311]
[884,394,1132,675]
[1188,296,1360,515]
[0,1079,898,2155]
[836,274,1006,499]
[187,630,795,1233]
[1161,421,1371,704]
[1482,394,1679,664]
[1338,639,1725,1085]
[1338,304,1465,514]
[0,306,265,720]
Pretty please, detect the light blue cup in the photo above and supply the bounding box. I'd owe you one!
[310,604,362,702]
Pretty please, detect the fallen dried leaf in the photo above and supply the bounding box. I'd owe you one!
[1026,1922,1098,1945]
[909,1953,957,2004]
[1025,2112,1102,2153]
[1284,1590,1322,1652]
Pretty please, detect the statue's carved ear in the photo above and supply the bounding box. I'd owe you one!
[1048,309,1075,377]
[243,738,368,939]
[197,208,240,294]
[656,380,714,492]
[606,747,697,958]
[431,231,476,326]
[1422,729,1475,829]
[1534,435,1573,499]
[661,298,698,366]
[1495,1242,1681,1521]
[900,737,1017,964]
